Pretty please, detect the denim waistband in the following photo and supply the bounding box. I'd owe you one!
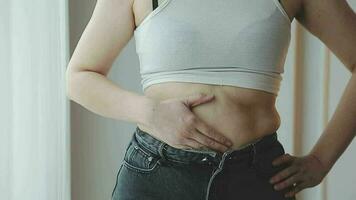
[131,126,279,166]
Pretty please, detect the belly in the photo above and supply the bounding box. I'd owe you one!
[138,82,281,150]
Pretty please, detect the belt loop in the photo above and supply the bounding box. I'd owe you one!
[158,143,168,164]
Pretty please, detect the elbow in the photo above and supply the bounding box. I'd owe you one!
[65,67,74,100]
[65,65,80,101]
[351,63,356,75]
[65,63,109,101]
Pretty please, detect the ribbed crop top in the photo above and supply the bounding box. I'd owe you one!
[133,0,292,95]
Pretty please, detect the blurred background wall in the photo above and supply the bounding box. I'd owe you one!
[68,1,356,200]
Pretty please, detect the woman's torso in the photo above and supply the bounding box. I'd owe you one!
[133,0,300,150]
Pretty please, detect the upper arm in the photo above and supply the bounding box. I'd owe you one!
[296,0,356,72]
[67,0,135,76]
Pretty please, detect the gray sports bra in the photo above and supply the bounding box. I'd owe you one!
[133,0,292,95]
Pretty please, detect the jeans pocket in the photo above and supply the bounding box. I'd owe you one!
[254,141,286,179]
[122,141,161,174]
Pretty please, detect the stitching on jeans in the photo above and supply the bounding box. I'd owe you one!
[134,144,152,158]
[122,159,160,174]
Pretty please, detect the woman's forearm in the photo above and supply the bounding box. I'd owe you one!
[309,70,356,170]
[66,69,157,127]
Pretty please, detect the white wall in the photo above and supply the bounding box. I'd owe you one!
[69,1,356,200]
[0,0,71,200]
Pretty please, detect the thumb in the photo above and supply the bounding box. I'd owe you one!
[182,93,215,108]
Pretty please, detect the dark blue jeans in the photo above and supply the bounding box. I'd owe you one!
[111,126,296,200]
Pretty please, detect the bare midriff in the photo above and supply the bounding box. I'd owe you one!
[136,82,281,151]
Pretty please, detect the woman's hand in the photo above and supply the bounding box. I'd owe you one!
[269,153,331,198]
[146,93,233,153]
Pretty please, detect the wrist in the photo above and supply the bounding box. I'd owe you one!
[308,151,334,172]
